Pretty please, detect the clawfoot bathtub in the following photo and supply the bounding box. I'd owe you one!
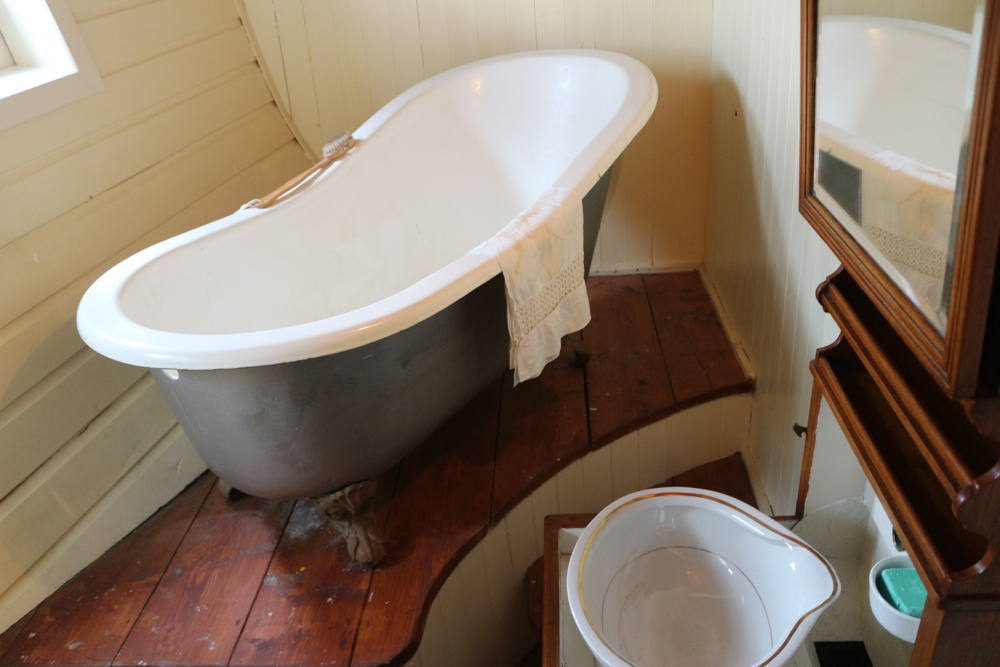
[77,50,657,499]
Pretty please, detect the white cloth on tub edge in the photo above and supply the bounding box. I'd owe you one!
[470,187,591,385]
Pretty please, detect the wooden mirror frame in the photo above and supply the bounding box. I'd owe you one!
[799,0,1000,401]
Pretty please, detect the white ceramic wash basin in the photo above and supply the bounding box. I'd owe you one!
[567,488,840,667]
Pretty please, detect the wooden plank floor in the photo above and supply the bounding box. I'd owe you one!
[0,271,753,667]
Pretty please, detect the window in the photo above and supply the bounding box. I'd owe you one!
[0,0,103,131]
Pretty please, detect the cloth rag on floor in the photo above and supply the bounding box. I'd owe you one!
[471,187,590,385]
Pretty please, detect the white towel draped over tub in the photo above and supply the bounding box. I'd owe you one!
[471,187,591,385]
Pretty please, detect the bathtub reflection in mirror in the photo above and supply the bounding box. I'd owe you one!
[813,0,985,333]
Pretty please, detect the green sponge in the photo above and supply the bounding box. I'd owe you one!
[877,568,926,618]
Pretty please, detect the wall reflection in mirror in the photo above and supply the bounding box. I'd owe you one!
[813,0,985,333]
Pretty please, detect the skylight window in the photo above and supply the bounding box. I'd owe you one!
[0,0,103,131]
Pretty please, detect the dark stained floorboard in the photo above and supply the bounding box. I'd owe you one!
[491,355,589,525]
[229,466,398,667]
[1,274,753,667]
[674,452,759,510]
[3,475,215,666]
[113,483,294,666]
[583,275,675,447]
[350,377,502,667]
[643,272,752,408]
[0,616,31,664]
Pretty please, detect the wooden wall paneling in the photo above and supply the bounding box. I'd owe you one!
[415,601,449,666]
[0,376,175,593]
[435,562,478,666]
[0,141,304,610]
[0,67,272,248]
[529,477,560,555]
[0,132,306,414]
[637,419,670,489]
[563,0,596,49]
[0,351,142,498]
[0,104,291,331]
[298,0,348,146]
[504,0,537,53]
[387,0,426,93]
[272,0,323,151]
[745,0,781,360]
[751,1,796,506]
[349,378,500,667]
[554,458,587,514]
[0,290,83,414]
[456,545,501,667]
[0,425,206,633]
[581,444,614,513]
[357,1,400,114]
[622,0,655,269]
[332,0,376,135]
[77,0,239,73]
[504,500,540,587]
[664,398,700,477]
[229,468,397,667]
[416,0,452,79]
[670,0,713,266]
[2,474,214,666]
[650,0,683,268]
[703,0,847,516]
[0,26,255,175]
[732,0,764,334]
[474,0,508,59]
[534,0,566,50]
[115,488,295,666]
[445,0,480,67]
[889,0,923,22]
[609,431,642,498]
[581,275,673,447]
[482,518,531,667]
[241,0,291,112]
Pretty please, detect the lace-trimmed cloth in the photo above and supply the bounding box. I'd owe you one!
[471,187,590,384]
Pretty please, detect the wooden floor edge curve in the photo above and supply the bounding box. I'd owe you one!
[0,272,754,667]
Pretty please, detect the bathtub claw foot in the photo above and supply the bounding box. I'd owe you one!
[218,479,246,500]
[311,480,386,567]
[561,335,590,368]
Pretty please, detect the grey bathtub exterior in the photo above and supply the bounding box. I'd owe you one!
[153,167,614,499]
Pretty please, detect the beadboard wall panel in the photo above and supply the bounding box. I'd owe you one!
[704,0,841,516]
[0,0,311,630]
[237,0,714,273]
[410,394,753,667]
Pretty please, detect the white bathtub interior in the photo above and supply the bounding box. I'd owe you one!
[118,55,629,337]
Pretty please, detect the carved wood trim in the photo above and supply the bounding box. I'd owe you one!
[798,0,1000,401]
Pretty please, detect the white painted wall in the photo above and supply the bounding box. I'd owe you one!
[0,0,310,633]
[704,0,845,516]
[237,0,715,273]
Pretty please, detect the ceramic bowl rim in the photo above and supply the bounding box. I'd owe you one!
[566,487,841,667]
[868,553,921,643]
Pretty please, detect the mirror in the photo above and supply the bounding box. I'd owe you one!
[812,1,986,334]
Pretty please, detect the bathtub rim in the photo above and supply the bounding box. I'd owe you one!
[77,49,657,371]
